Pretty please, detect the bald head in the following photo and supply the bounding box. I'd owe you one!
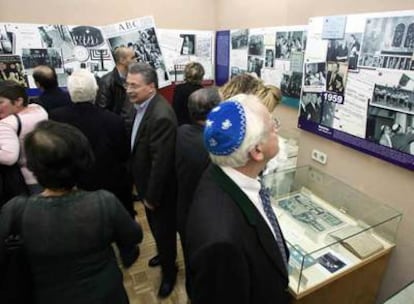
[32,65,58,90]
[114,47,135,65]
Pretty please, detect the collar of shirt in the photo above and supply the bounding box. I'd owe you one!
[221,166,278,240]
[134,94,154,113]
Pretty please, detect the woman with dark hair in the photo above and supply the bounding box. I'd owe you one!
[0,80,47,194]
[172,62,205,125]
[0,120,142,304]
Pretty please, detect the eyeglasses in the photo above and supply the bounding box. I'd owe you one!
[123,83,141,90]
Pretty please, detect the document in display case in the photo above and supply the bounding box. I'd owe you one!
[262,166,402,301]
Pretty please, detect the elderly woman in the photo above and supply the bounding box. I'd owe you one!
[173,62,205,125]
[0,120,142,304]
[49,69,138,267]
[0,80,48,194]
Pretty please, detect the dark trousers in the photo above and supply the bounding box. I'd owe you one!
[178,227,192,298]
[145,203,177,280]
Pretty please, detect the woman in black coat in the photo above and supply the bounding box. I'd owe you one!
[0,120,142,304]
[172,62,205,125]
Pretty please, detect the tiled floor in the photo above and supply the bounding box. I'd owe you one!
[121,202,189,304]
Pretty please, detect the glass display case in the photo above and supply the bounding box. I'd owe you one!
[262,166,402,299]
[263,127,300,174]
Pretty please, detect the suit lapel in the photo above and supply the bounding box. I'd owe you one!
[132,95,157,152]
[211,165,288,279]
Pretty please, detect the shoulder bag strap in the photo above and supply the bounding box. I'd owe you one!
[12,113,22,137]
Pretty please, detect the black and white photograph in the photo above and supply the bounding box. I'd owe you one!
[326,61,348,94]
[103,17,170,87]
[0,55,29,87]
[231,29,249,49]
[366,106,414,155]
[281,71,303,98]
[248,34,264,56]
[371,84,414,115]
[300,92,323,123]
[70,26,105,47]
[320,99,337,128]
[247,55,263,77]
[275,31,304,59]
[346,33,362,70]
[304,62,326,91]
[38,25,75,62]
[0,25,13,54]
[265,49,274,67]
[326,39,349,62]
[317,252,346,273]
[359,16,414,70]
[107,28,169,81]
[21,48,63,71]
[180,34,195,55]
[230,66,246,78]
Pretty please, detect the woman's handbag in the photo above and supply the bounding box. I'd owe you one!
[1,197,34,304]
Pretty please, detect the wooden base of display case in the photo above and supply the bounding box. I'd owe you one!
[291,250,392,304]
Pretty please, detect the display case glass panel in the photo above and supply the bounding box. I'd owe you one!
[263,166,402,297]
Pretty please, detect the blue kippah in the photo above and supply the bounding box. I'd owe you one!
[204,100,246,156]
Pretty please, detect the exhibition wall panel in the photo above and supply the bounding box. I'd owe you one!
[216,2,414,303]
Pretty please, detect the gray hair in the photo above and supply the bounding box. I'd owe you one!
[67,69,98,103]
[188,87,221,122]
[128,62,158,89]
[209,94,268,168]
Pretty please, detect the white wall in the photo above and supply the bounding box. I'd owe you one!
[0,0,216,29]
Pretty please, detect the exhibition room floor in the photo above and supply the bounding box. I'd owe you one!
[122,202,189,304]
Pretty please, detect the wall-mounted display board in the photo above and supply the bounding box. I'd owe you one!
[101,16,170,88]
[0,16,171,94]
[216,25,307,108]
[299,10,414,171]
[158,29,214,82]
[0,22,114,90]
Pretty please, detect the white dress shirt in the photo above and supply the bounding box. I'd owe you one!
[130,95,154,150]
[221,166,278,241]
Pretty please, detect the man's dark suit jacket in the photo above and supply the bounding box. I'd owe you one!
[130,94,177,207]
[49,102,134,215]
[175,124,210,236]
[37,87,71,113]
[187,165,291,304]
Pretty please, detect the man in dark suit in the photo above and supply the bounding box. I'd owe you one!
[186,94,290,304]
[327,63,344,93]
[32,65,71,113]
[127,63,178,298]
[49,69,137,267]
[175,87,221,297]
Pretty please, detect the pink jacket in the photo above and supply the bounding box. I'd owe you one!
[0,104,48,185]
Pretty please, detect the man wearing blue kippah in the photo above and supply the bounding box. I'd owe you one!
[186,94,290,304]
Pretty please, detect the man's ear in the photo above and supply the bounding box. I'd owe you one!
[14,97,24,107]
[249,144,264,162]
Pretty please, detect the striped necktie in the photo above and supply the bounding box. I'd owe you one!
[259,183,288,268]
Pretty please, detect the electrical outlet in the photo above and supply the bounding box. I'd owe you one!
[311,149,327,165]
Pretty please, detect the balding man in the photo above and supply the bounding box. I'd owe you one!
[96,46,137,135]
[32,65,71,113]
